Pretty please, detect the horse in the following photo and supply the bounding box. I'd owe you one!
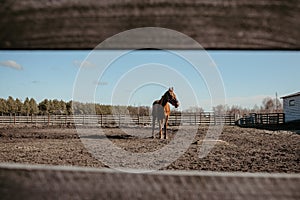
[152,87,179,139]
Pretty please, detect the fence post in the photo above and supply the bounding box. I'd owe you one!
[214,114,216,125]
[199,113,201,125]
[48,114,50,126]
[100,114,103,127]
[13,114,16,125]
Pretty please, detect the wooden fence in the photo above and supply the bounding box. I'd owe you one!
[0,113,236,126]
[1,163,300,200]
[1,0,299,49]
[236,113,285,128]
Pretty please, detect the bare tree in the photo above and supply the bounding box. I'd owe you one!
[261,97,282,113]
[184,106,204,113]
[213,104,227,115]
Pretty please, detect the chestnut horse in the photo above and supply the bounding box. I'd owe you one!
[152,88,179,139]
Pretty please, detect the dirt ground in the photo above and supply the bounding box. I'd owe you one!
[0,125,299,173]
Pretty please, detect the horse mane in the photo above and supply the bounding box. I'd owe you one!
[153,92,169,106]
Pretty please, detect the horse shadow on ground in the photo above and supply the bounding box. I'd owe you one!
[79,128,179,140]
[80,134,135,140]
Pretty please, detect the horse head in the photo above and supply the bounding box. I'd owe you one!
[165,87,179,108]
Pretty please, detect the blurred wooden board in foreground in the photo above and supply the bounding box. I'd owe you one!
[0,0,299,49]
[0,163,299,200]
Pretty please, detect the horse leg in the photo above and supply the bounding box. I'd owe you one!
[164,115,169,139]
[159,119,163,139]
[152,116,156,138]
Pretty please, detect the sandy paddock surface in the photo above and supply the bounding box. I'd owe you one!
[0,125,299,173]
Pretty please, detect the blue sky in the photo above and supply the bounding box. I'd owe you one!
[0,50,299,111]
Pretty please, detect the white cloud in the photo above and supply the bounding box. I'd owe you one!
[31,80,40,84]
[93,80,108,86]
[73,60,95,68]
[0,60,23,70]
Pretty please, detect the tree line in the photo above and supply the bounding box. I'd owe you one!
[0,96,150,116]
[215,97,282,116]
[0,96,282,116]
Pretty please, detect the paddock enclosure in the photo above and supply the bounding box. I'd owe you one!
[1,0,300,199]
[0,113,236,126]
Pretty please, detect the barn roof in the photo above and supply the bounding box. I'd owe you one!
[281,92,300,99]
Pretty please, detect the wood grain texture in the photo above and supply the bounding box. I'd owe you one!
[0,0,299,49]
[1,163,300,200]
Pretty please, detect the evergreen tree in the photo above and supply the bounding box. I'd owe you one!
[15,98,23,115]
[51,100,57,114]
[38,99,50,115]
[23,97,30,115]
[29,98,39,114]
[7,96,16,114]
[0,98,8,115]
[66,100,73,115]
[73,101,84,114]
[59,100,67,114]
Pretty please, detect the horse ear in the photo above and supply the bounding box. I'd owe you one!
[169,87,174,91]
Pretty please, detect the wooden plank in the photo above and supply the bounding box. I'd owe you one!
[0,0,299,49]
[0,163,299,200]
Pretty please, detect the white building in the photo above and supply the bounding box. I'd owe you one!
[281,92,300,123]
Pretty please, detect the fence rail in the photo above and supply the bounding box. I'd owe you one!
[1,163,299,200]
[236,113,285,128]
[0,113,236,126]
[1,0,299,49]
